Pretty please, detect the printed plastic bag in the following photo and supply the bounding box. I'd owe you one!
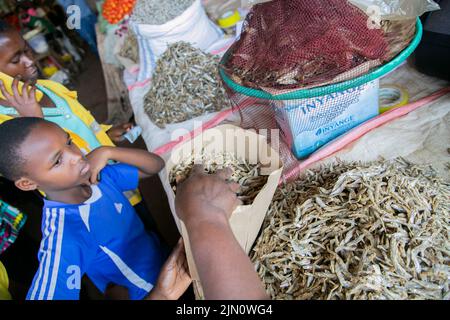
[348,0,440,20]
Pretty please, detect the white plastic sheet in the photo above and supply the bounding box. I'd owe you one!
[348,0,440,20]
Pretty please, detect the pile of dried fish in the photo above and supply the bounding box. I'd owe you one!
[170,152,268,205]
[251,158,450,300]
[144,42,231,128]
[119,30,139,63]
[131,0,195,25]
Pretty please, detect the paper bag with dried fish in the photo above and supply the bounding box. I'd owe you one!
[251,158,450,300]
[160,124,283,298]
[170,152,269,206]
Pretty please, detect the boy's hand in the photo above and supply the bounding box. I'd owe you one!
[175,165,241,228]
[147,238,192,300]
[85,147,113,184]
[106,123,133,143]
[0,77,43,118]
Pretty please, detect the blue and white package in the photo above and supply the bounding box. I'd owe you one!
[274,80,380,159]
[123,126,143,144]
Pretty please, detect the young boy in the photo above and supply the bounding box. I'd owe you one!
[0,117,190,300]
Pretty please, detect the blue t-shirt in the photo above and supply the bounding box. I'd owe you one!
[27,164,165,300]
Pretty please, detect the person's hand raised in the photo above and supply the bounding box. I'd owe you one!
[85,146,113,184]
[0,77,43,118]
[175,165,242,228]
[106,122,133,143]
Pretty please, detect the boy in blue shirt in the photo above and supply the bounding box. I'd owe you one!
[0,117,191,300]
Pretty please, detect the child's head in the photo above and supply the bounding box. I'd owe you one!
[0,118,91,193]
[0,21,38,83]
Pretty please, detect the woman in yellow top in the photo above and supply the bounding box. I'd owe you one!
[0,21,143,206]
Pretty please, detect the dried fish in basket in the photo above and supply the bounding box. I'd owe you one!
[169,152,269,206]
[251,158,450,300]
[144,42,232,128]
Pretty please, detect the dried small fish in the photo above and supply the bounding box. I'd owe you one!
[119,30,139,63]
[144,42,231,128]
[251,158,450,300]
[169,152,268,206]
[131,0,195,25]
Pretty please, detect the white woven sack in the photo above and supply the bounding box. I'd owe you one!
[131,0,223,82]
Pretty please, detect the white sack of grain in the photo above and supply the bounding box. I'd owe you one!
[131,0,223,82]
[159,124,283,298]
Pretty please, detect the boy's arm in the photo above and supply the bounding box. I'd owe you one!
[86,146,164,184]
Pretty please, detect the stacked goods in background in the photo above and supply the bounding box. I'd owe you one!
[251,159,450,300]
[143,42,231,128]
[220,0,429,159]
[102,0,136,24]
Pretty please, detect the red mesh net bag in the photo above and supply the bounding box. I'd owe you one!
[223,0,389,90]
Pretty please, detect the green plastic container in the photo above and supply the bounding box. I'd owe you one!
[219,19,423,158]
[220,19,423,100]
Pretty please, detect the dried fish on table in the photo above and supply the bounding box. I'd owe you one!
[170,152,269,206]
[119,30,139,63]
[251,158,450,300]
[144,42,231,128]
[131,0,195,25]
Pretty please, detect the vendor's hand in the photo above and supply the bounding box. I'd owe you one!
[85,146,113,184]
[147,238,192,300]
[0,77,43,117]
[106,122,133,143]
[175,165,241,228]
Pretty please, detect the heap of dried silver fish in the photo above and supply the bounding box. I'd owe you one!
[119,30,139,64]
[144,42,231,128]
[131,0,195,25]
[251,158,450,300]
[170,152,268,205]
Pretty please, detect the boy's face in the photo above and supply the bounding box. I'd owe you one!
[0,30,38,83]
[15,122,92,192]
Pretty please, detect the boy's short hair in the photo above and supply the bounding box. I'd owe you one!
[0,117,47,181]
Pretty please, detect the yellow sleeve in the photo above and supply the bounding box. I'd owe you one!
[101,124,113,132]
[0,114,13,125]
[0,261,11,300]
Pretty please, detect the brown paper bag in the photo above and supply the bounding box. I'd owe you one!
[159,124,283,298]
